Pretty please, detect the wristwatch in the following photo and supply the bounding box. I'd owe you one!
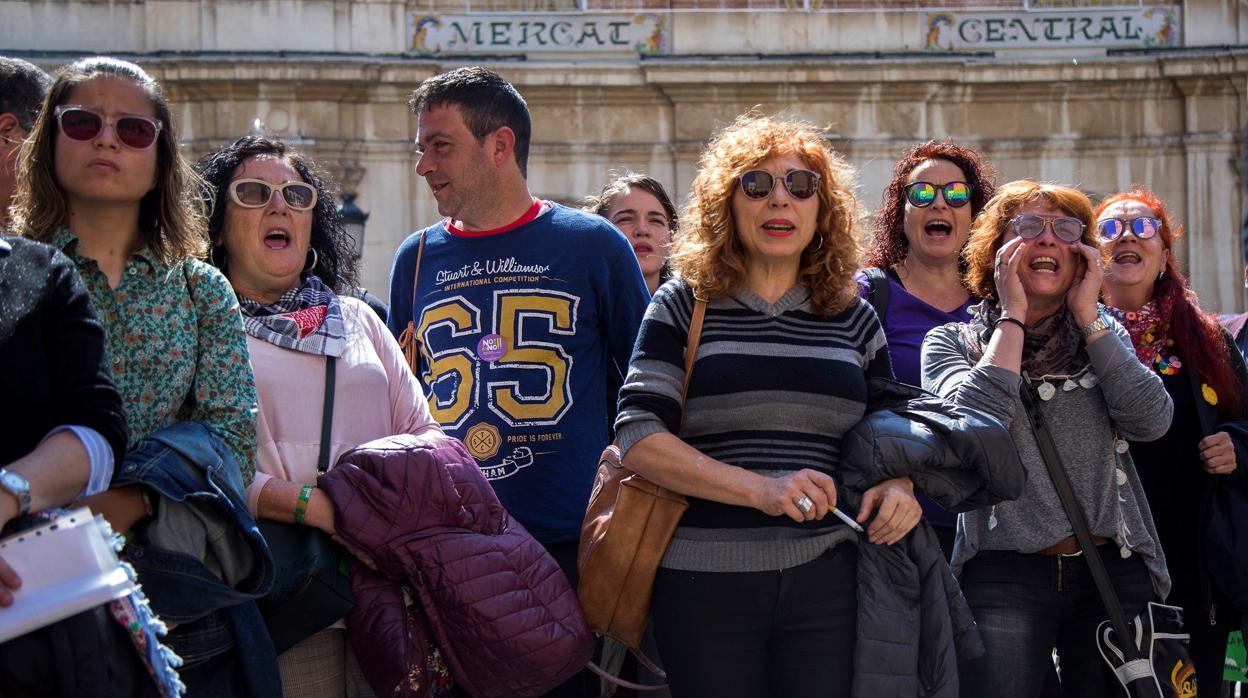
[0,468,31,516]
[1080,313,1111,338]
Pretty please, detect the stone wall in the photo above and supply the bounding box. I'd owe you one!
[3,1,1245,309]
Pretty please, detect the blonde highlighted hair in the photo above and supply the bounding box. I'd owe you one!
[672,113,863,316]
[962,179,1099,303]
[11,57,207,263]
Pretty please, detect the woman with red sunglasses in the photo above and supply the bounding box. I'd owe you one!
[1098,187,1248,694]
[9,57,264,694]
[859,141,996,559]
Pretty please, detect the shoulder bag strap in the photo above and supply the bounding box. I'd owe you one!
[1019,383,1142,659]
[410,232,426,315]
[398,234,427,374]
[678,297,707,430]
[317,356,337,474]
[681,297,707,402]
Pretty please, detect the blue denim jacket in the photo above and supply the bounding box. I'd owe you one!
[114,422,279,696]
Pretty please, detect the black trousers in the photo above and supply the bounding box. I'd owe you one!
[543,540,601,698]
[957,547,1156,698]
[650,545,858,698]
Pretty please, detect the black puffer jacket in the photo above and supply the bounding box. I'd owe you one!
[837,378,1026,698]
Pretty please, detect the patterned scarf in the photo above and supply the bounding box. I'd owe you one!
[1104,298,1178,373]
[239,275,346,358]
[963,301,1088,377]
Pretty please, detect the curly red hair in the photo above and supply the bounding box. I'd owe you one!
[1096,188,1242,419]
[963,180,1099,304]
[671,113,862,316]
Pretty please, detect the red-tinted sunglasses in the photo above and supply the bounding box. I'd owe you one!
[54,105,162,150]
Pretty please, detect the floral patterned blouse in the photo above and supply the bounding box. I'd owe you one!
[51,228,258,483]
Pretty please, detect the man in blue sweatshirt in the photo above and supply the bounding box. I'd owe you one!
[388,66,649,583]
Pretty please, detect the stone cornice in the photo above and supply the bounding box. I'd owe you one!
[74,49,1244,100]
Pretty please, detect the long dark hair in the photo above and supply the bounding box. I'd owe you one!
[865,140,996,270]
[197,135,358,293]
[12,56,206,263]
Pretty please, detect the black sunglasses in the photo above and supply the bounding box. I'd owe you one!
[738,169,821,200]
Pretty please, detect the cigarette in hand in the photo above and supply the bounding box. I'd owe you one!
[832,507,865,533]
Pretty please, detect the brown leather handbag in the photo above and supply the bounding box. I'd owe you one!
[576,297,706,653]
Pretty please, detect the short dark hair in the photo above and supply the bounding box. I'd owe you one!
[0,57,51,131]
[197,135,358,293]
[864,140,996,270]
[409,66,532,178]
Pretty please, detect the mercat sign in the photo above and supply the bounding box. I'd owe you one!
[408,14,668,55]
[923,7,1179,50]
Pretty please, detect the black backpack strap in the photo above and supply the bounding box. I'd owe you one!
[317,357,336,474]
[863,266,891,327]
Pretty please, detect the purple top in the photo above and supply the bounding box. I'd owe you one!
[857,268,975,529]
[884,274,974,386]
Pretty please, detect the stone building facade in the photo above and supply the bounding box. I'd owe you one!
[2,0,1245,310]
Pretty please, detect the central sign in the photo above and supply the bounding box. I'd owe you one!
[408,14,668,55]
[923,7,1180,50]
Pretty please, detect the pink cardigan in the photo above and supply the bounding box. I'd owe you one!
[244,296,440,514]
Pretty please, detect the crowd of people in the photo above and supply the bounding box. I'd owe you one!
[0,53,1245,698]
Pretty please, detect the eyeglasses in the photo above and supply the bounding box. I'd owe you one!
[904,181,971,208]
[228,179,318,211]
[738,169,821,201]
[1097,216,1162,241]
[1011,213,1085,243]
[54,105,162,150]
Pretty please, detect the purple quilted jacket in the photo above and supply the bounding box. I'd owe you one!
[319,433,594,698]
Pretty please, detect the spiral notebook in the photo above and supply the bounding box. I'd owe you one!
[0,508,135,643]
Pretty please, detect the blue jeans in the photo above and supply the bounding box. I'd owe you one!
[651,545,857,698]
[958,545,1157,698]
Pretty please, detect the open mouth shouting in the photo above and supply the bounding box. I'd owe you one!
[762,218,796,237]
[1112,250,1142,266]
[264,229,291,250]
[633,242,655,257]
[924,220,953,238]
[1029,255,1059,274]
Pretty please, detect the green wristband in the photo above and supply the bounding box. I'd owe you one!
[294,484,314,525]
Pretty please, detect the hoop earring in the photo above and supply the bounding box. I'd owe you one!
[1157,265,1165,282]
[809,234,825,253]
[303,248,319,274]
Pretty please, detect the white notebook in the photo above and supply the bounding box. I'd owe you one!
[0,508,136,643]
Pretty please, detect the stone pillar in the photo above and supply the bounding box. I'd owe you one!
[1176,76,1244,313]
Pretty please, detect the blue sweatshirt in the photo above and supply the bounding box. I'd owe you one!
[388,204,650,544]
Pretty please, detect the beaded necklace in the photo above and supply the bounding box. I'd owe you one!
[1105,299,1181,375]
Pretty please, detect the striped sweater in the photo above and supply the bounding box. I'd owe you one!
[615,279,893,572]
